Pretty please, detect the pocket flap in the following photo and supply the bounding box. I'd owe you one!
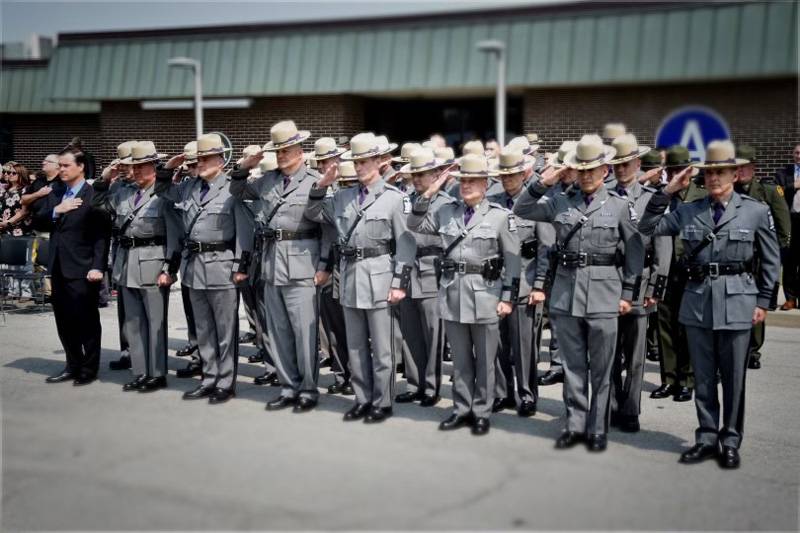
[728,229,754,241]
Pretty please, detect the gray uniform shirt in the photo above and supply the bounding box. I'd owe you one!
[408,190,458,299]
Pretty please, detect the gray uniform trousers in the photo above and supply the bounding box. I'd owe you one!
[399,296,442,396]
[253,277,277,373]
[266,283,319,400]
[547,320,563,370]
[121,286,169,378]
[446,320,498,419]
[319,284,350,384]
[685,327,750,449]
[551,314,618,435]
[344,305,397,409]
[189,288,239,390]
[496,302,542,402]
[610,313,648,417]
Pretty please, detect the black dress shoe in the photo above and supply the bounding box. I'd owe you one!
[122,374,147,391]
[587,434,608,452]
[182,385,215,400]
[247,352,264,363]
[719,446,740,469]
[238,331,256,344]
[420,394,440,407]
[673,386,693,402]
[747,358,761,370]
[46,369,74,383]
[109,354,132,370]
[209,388,235,404]
[395,391,422,403]
[138,375,167,392]
[254,371,278,386]
[364,406,393,424]
[176,343,198,357]
[439,413,471,431]
[176,361,202,378]
[679,443,719,464]
[492,397,516,413]
[618,415,640,433]
[293,397,318,412]
[343,403,371,421]
[327,381,347,394]
[650,383,677,399]
[73,374,97,386]
[340,382,354,395]
[266,396,297,410]
[646,350,661,362]
[538,369,564,386]
[517,400,537,417]
[471,417,490,436]
[555,431,585,449]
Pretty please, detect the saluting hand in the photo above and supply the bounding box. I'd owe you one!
[663,165,695,195]
[423,164,454,199]
[539,165,567,187]
[239,151,263,170]
[638,166,664,186]
[164,153,185,170]
[317,162,339,188]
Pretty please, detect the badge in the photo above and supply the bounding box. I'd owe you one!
[508,215,517,232]
[628,202,638,222]
[777,185,785,197]
[403,196,411,214]
[768,211,775,231]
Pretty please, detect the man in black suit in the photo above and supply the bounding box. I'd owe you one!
[774,143,800,310]
[42,147,110,385]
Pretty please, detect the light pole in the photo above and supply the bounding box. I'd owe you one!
[476,40,506,147]
[167,57,203,138]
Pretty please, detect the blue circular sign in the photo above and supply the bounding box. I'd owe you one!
[655,106,731,162]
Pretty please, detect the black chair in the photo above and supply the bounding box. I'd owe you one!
[0,236,37,323]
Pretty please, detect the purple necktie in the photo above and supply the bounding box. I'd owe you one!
[464,206,474,225]
[283,175,291,189]
[134,190,142,206]
[616,186,627,197]
[712,202,725,224]
[584,195,593,207]
[506,197,514,209]
[358,186,367,205]
[199,181,210,201]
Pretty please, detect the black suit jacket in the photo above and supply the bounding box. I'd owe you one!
[38,181,111,279]
[774,164,797,212]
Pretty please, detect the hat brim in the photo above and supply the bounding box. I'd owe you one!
[399,158,449,175]
[693,158,749,169]
[608,146,651,165]
[262,131,312,151]
[378,142,398,156]
[564,146,617,170]
[121,153,164,166]
[196,148,232,157]
[496,156,534,176]
[451,170,497,180]
[311,147,346,161]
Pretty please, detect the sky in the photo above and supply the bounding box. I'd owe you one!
[0,0,550,43]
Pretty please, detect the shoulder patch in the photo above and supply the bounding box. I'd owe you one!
[508,214,517,232]
[777,185,785,197]
[402,196,411,214]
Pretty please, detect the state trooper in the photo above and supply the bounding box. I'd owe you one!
[489,148,554,417]
[604,134,672,433]
[395,148,456,407]
[158,133,253,404]
[306,132,416,424]
[391,142,422,194]
[231,121,333,413]
[639,140,780,469]
[513,135,645,452]
[733,145,791,370]
[408,153,521,436]
[525,133,547,172]
[93,141,181,392]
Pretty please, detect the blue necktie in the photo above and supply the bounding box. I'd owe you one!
[199,181,210,201]
[63,188,74,201]
[464,206,474,225]
[358,186,367,205]
[616,186,627,197]
[712,202,725,224]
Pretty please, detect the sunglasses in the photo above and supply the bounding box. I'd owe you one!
[3,170,17,175]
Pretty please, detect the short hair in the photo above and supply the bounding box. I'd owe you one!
[59,147,87,172]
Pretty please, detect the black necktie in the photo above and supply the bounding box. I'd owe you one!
[616,186,627,197]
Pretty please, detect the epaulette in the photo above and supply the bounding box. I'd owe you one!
[607,189,622,199]
[642,184,658,193]
[435,190,459,204]
[306,167,322,179]
[487,201,511,213]
[383,183,404,195]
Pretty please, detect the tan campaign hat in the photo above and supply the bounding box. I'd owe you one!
[693,140,749,169]
[341,132,385,161]
[461,140,485,157]
[399,148,448,175]
[551,140,577,168]
[109,141,138,166]
[451,153,496,179]
[434,146,456,165]
[196,133,232,157]
[609,134,650,165]
[525,133,541,149]
[496,148,534,176]
[602,123,627,143]
[183,141,198,164]
[563,135,617,170]
[259,152,278,173]
[262,120,311,151]
[392,142,423,164]
[310,137,345,161]
[338,160,359,183]
[237,144,262,165]
[506,136,535,156]
[375,135,398,156]
[121,141,162,165]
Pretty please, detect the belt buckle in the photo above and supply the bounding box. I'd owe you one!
[457,261,467,274]
[355,247,364,260]
[577,252,588,267]
[274,229,283,241]
[708,262,719,279]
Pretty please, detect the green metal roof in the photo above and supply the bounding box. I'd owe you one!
[42,1,800,101]
[1,63,100,113]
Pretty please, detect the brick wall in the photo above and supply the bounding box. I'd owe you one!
[523,78,798,179]
[3,113,102,172]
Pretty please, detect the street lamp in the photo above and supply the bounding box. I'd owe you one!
[476,39,506,147]
[167,57,203,138]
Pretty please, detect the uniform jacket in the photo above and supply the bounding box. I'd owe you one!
[407,190,457,299]
[774,163,798,212]
[736,179,792,248]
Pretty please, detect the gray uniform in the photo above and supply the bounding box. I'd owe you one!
[157,171,253,391]
[306,179,416,409]
[606,180,673,420]
[109,180,137,356]
[488,189,554,405]
[400,190,457,397]
[639,190,780,449]
[230,165,332,401]
[409,196,521,419]
[95,181,181,379]
[514,180,645,436]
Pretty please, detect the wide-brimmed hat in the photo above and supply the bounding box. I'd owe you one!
[338,161,359,182]
[392,142,423,164]
[310,137,346,161]
[183,141,198,164]
[602,123,626,143]
[121,141,162,165]
[526,133,541,148]
[452,153,495,179]
[399,148,448,175]
[341,133,386,161]
[551,140,577,168]
[259,152,278,173]
[237,144,262,165]
[434,147,456,165]
[736,144,757,164]
[375,135,398,156]
[506,136,536,156]
[640,149,662,170]
[111,141,138,166]
[495,148,534,176]
[693,140,749,169]
[663,145,692,168]
[461,140,484,157]
[262,120,311,151]
[609,134,650,165]
[563,135,617,170]
[196,133,232,157]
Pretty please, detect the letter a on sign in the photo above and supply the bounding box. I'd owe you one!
[655,106,730,162]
